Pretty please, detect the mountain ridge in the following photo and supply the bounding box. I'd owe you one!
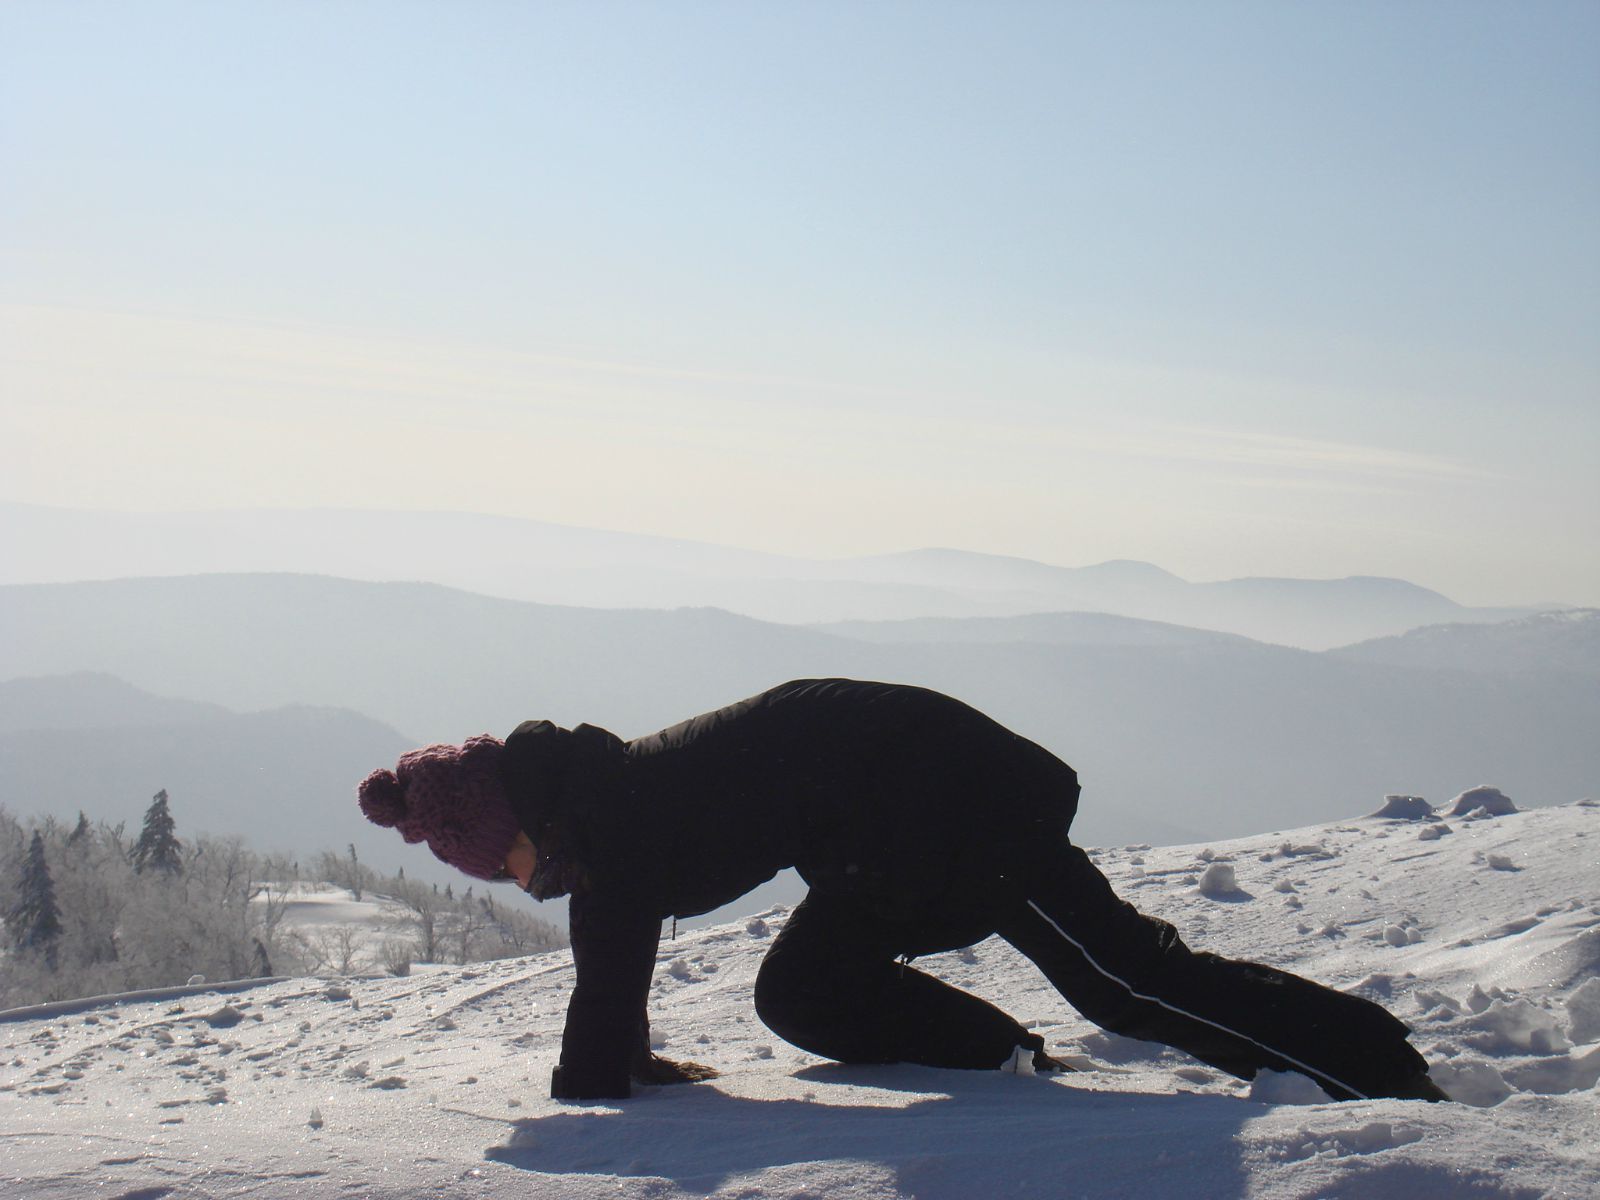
[1330,608,1600,675]
[0,502,1553,648]
[3,573,1593,855]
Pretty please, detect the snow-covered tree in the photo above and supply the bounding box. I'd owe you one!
[7,830,63,968]
[285,923,367,975]
[65,812,90,847]
[451,894,490,964]
[0,805,24,893]
[130,790,182,875]
[0,794,564,1006]
[312,847,372,899]
[51,816,126,972]
[390,877,444,963]
[486,900,565,956]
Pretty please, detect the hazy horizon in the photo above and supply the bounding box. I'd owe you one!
[0,499,1593,614]
[4,4,1597,608]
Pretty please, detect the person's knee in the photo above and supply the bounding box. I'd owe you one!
[753,962,857,1060]
[751,962,785,1024]
[752,954,809,1038]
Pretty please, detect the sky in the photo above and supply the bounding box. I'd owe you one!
[2,1,1596,606]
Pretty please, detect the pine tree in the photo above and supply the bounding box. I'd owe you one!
[8,830,63,968]
[131,790,182,875]
[66,812,91,847]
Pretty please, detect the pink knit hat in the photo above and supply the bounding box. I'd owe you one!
[357,735,521,880]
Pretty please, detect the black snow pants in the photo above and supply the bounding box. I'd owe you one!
[753,837,1428,1101]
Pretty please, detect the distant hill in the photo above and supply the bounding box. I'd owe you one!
[0,671,231,732]
[1,574,1593,854]
[812,549,1505,648]
[0,503,1547,648]
[1330,609,1600,675]
[815,611,1257,649]
[0,573,864,744]
[0,672,416,874]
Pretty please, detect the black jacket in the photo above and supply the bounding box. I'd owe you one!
[498,678,1081,1098]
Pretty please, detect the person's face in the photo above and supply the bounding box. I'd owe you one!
[502,831,538,890]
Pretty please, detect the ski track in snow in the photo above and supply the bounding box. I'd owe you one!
[3,801,1598,1199]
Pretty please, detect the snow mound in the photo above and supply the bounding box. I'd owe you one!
[1196,862,1241,897]
[1260,1118,1423,1160]
[1371,794,1434,820]
[1429,1059,1511,1107]
[1247,1068,1331,1105]
[1458,998,1571,1054]
[1502,1046,1600,1095]
[1446,785,1518,817]
[1566,977,1600,1045]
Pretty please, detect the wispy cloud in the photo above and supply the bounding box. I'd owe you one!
[0,303,918,418]
[1123,424,1494,483]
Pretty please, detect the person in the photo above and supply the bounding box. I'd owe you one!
[357,678,1447,1103]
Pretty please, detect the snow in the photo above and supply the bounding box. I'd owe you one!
[1371,795,1434,821]
[1456,998,1572,1054]
[1447,785,1519,818]
[3,800,1599,1198]
[1196,862,1241,898]
[1568,977,1600,1045]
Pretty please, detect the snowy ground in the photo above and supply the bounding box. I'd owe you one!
[4,799,1597,1199]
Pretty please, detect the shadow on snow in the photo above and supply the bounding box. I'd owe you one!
[484,1066,1256,1199]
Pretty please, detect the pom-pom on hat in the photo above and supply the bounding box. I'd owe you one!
[358,735,520,881]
